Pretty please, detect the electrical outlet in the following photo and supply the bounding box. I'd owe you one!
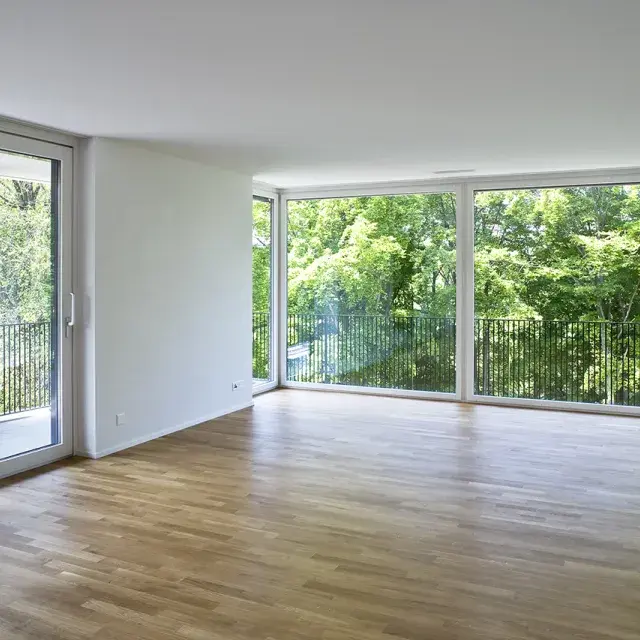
[232,380,244,392]
[116,412,126,426]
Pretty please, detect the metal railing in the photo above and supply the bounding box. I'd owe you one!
[252,311,271,382]
[1,321,52,416]
[474,319,640,405]
[286,314,456,392]
[248,313,640,406]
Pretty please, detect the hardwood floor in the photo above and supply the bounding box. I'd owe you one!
[1,390,640,639]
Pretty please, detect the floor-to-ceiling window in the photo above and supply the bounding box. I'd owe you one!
[252,195,274,388]
[286,193,456,393]
[473,184,640,406]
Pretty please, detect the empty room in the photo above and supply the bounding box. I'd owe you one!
[1,1,639,639]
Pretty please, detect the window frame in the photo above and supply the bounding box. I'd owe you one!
[252,185,280,395]
[269,166,640,416]
[467,176,640,415]
[281,185,462,401]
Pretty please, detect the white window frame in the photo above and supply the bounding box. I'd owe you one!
[262,166,640,417]
[281,183,460,401]
[0,119,79,477]
[465,169,640,416]
[252,182,280,395]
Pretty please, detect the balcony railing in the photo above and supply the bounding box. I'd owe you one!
[250,313,640,406]
[252,311,271,382]
[1,321,52,416]
[474,319,640,405]
[287,314,456,392]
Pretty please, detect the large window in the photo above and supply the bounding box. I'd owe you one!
[252,196,274,387]
[286,193,456,392]
[474,185,640,406]
[257,174,640,414]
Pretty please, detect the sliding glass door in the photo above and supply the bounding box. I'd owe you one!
[0,132,73,478]
[286,193,456,394]
[473,184,640,407]
[252,195,275,389]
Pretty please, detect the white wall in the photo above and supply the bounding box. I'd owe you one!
[75,139,97,455]
[78,139,253,457]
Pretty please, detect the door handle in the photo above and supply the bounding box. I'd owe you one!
[65,292,75,338]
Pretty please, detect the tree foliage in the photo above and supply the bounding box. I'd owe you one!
[252,198,272,380]
[475,186,640,322]
[265,186,640,323]
[0,176,53,415]
[252,198,271,315]
[0,178,52,324]
[287,194,456,317]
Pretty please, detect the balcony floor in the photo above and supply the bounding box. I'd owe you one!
[0,408,52,460]
[1,390,640,639]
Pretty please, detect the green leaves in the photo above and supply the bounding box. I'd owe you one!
[252,199,272,315]
[474,186,640,322]
[0,178,52,323]
[287,193,457,317]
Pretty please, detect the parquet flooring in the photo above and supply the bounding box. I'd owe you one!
[1,390,639,639]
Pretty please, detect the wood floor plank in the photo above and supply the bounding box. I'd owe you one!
[1,389,640,639]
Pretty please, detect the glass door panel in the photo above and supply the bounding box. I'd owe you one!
[0,133,73,477]
[253,196,274,388]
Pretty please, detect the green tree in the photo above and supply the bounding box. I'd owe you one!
[288,193,456,317]
[286,194,457,392]
[0,176,53,415]
[0,178,52,323]
[252,198,271,314]
[252,198,272,380]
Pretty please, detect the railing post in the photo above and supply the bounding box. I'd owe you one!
[320,316,327,384]
[482,320,490,395]
[600,322,610,404]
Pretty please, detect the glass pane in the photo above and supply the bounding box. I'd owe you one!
[252,197,273,385]
[287,193,456,392]
[474,185,640,405]
[0,149,58,459]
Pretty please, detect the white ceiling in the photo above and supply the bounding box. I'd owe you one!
[1,0,639,187]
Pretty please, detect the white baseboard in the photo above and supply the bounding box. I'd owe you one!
[74,400,254,459]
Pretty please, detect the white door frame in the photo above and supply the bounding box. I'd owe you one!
[0,130,75,478]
